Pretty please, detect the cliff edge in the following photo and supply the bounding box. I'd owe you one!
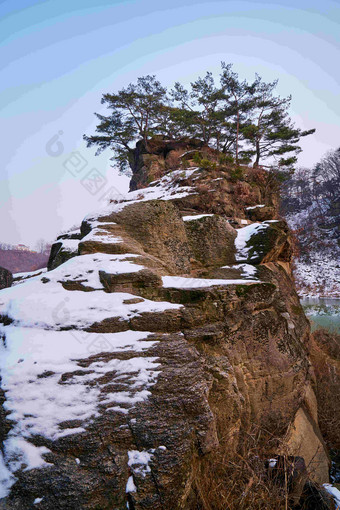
[0,146,332,509]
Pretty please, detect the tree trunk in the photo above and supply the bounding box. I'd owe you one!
[235,110,239,164]
[253,140,260,168]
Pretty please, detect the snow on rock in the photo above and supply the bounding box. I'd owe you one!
[126,476,137,494]
[235,223,269,262]
[0,325,160,491]
[81,223,123,244]
[12,268,47,286]
[323,484,340,507]
[58,238,79,252]
[13,268,47,280]
[222,263,259,280]
[182,214,214,221]
[85,169,199,225]
[0,256,181,330]
[162,275,258,289]
[245,204,265,210]
[128,450,154,477]
[0,453,15,498]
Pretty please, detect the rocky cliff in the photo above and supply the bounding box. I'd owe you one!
[0,147,333,509]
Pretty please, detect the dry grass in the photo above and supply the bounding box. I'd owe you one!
[310,328,340,450]
[190,424,318,510]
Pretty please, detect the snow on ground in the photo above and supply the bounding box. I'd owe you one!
[12,268,47,286]
[162,275,258,288]
[235,223,268,262]
[0,325,160,489]
[293,251,340,298]
[182,214,214,221]
[13,268,47,279]
[285,205,340,298]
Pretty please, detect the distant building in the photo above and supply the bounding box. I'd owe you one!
[15,244,30,251]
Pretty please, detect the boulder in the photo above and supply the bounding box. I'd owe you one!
[0,267,12,289]
[112,200,192,274]
[184,214,237,267]
[47,240,79,270]
[238,220,292,264]
[246,205,276,221]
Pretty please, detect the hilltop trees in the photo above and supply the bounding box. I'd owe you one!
[83,75,167,172]
[84,64,315,173]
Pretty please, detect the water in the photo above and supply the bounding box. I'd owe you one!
[301,297,340,333]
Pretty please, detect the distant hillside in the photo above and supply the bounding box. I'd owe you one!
[0,249,49,274]
[281,148,340,297]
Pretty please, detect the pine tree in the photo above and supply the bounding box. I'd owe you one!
[242,76,315,169]
[219,63,254,164]
[84,66,315,174]
[84,75,167,172]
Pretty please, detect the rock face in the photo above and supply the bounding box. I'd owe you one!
[0,151,332,509]
[0,267,12,290]
[128,137,205,191]
[47,230,82,270]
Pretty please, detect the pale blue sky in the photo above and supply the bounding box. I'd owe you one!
[1,0,340,246]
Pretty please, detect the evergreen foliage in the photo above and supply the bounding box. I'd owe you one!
[84,63,315,173]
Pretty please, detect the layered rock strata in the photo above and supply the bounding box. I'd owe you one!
[0,161,330,509]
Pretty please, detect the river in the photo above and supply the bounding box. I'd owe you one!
[301,297,340,333]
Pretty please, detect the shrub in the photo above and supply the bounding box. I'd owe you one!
[219,153,234,165]
[229,166,244,181]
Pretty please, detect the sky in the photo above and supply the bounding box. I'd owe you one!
[1,0,340,247]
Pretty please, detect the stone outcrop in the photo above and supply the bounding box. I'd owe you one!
[47,230,82,270]
[0,267,12,290]
[0,146,333,509]
[129,137,205,191]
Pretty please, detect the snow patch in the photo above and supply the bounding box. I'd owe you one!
[128,450,154,477]
[222,263,259,280]
[162,276,258,288]
[0,270,181,330]
[84,169,198,224]
[126,475,137,493]
[182,214,214,221]
[235,223,268,262]
[245,204,265,210]
[0,326,161,492]
[323,484,340,506]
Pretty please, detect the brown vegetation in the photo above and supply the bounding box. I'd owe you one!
[310,328,340,450]
[192,424,332,510]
